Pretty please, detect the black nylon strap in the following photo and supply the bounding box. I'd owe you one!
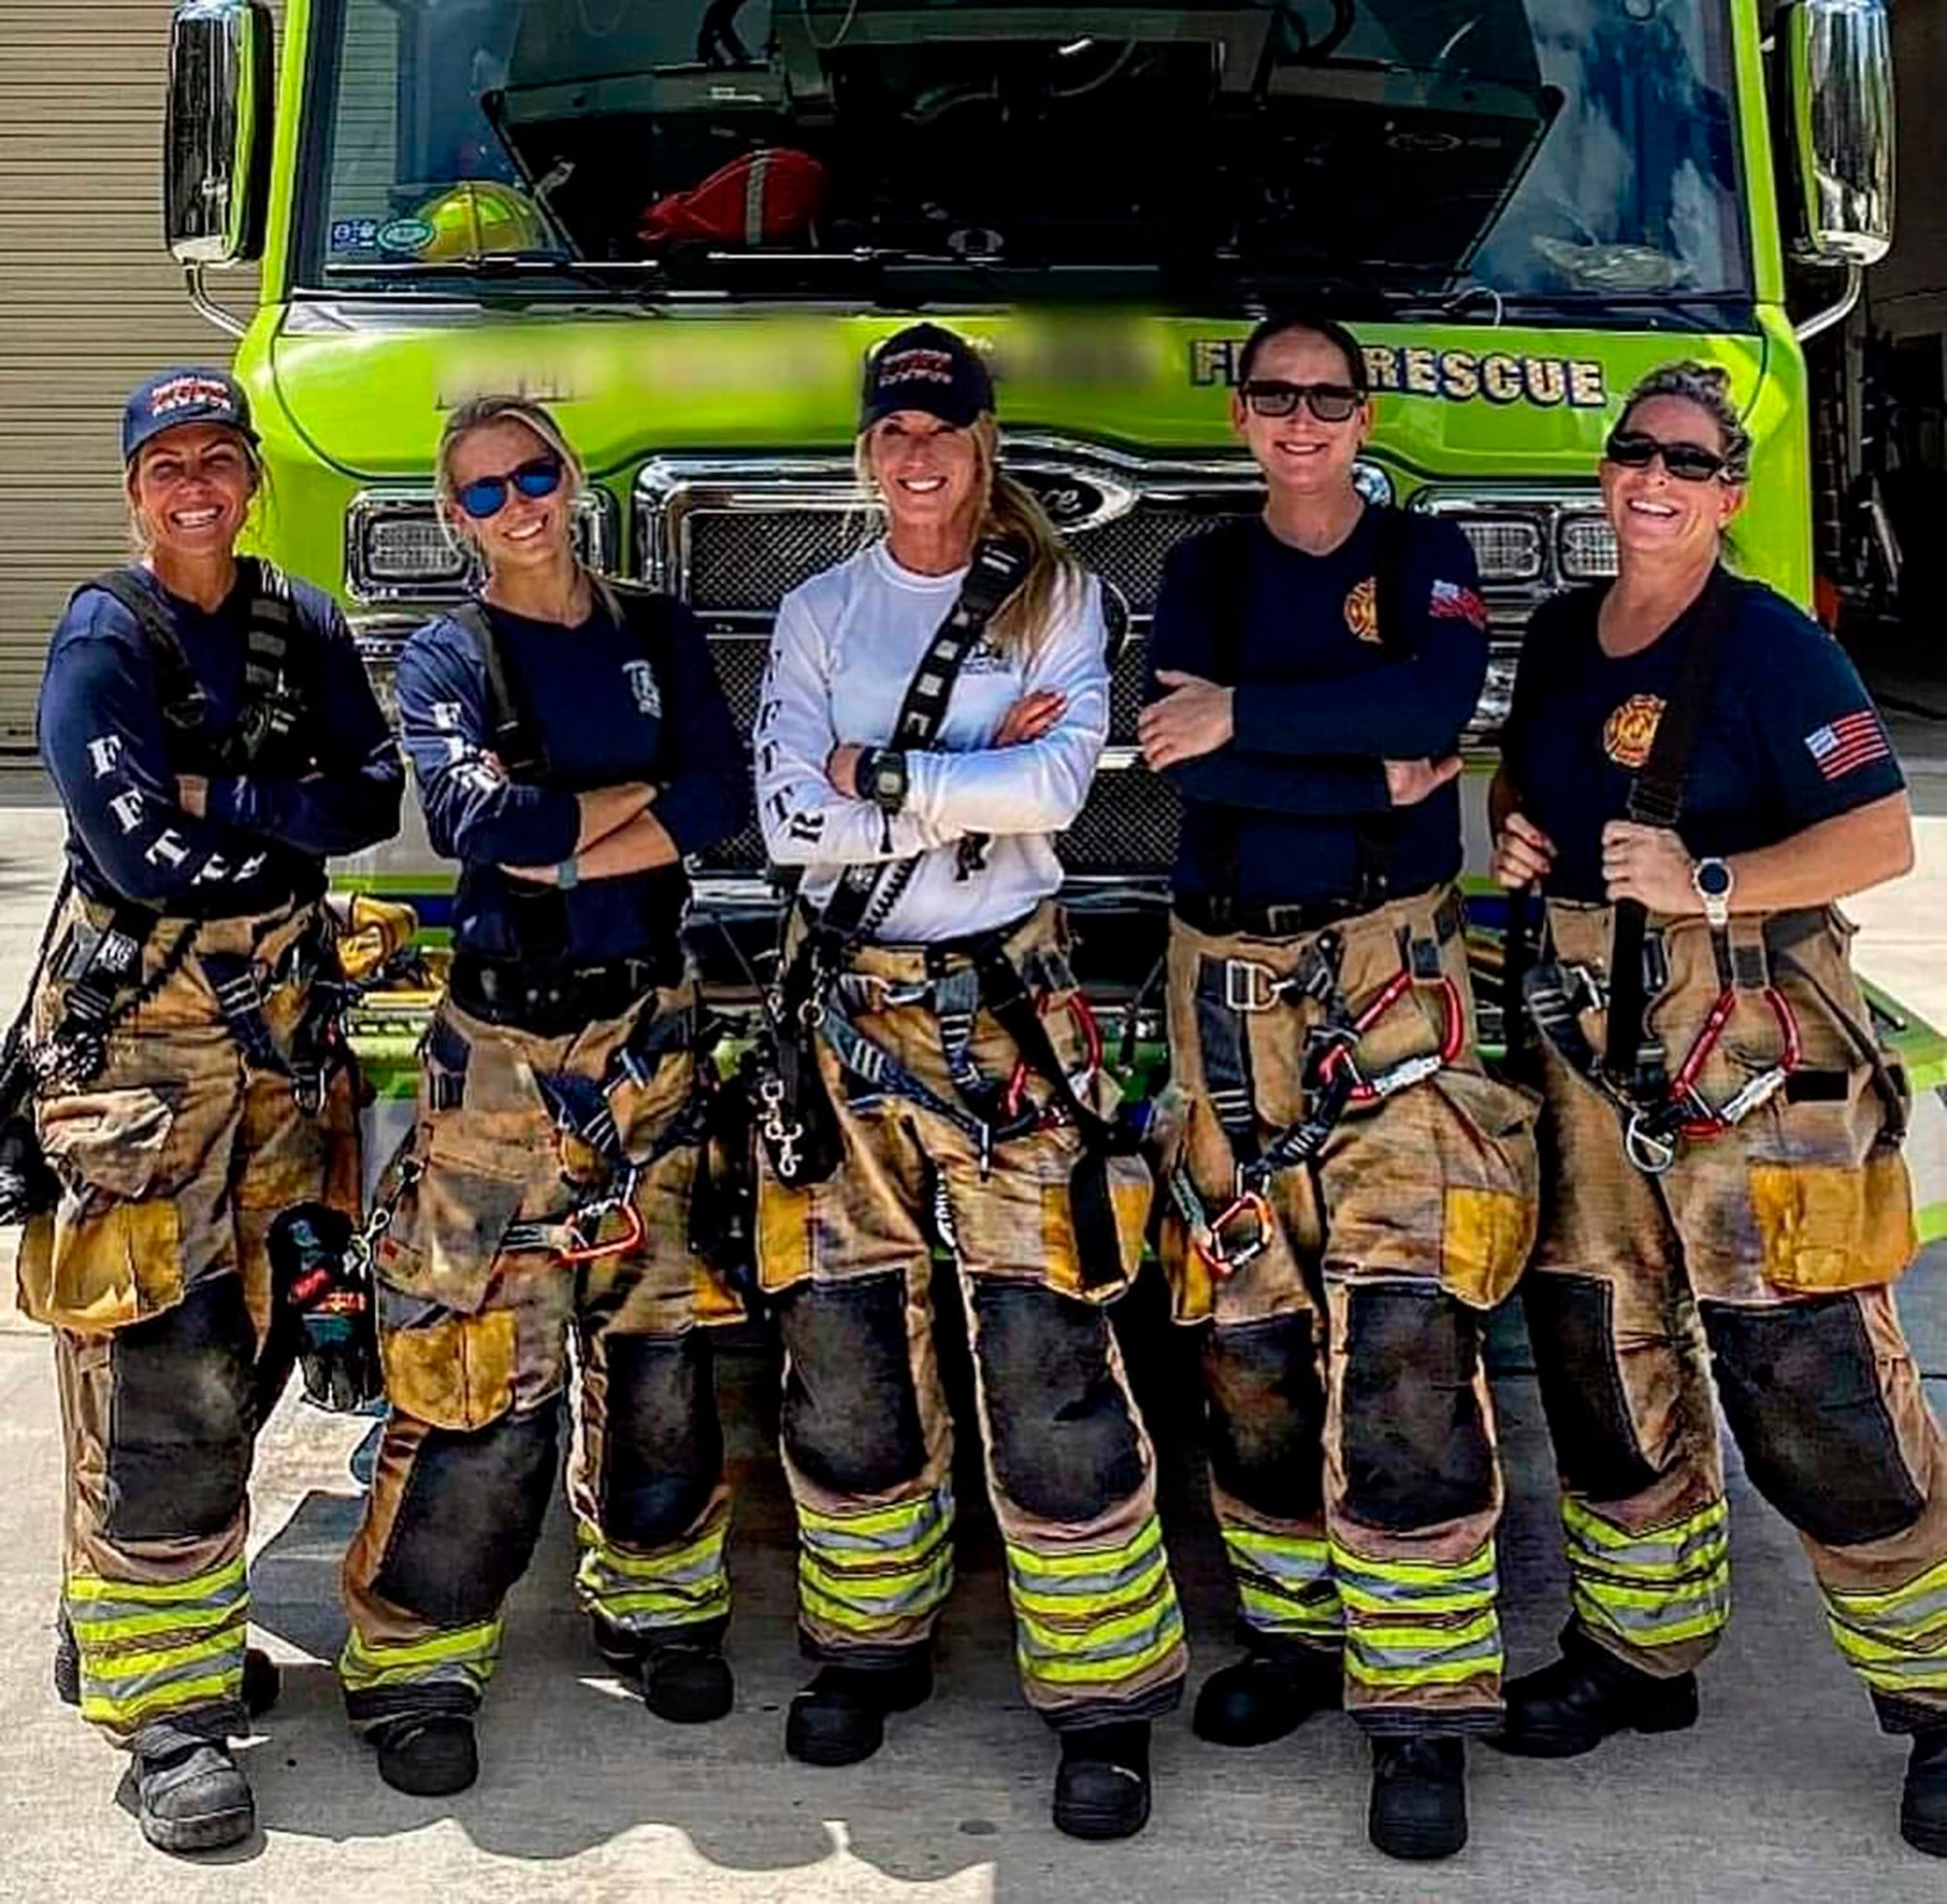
[1603,568,1739,1076]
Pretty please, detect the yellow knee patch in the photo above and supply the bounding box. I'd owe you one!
[1747,1152,1915,1292]
[381,1308,518,1431]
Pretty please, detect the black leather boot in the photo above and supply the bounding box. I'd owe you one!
[1369,1736,1467,1861]
[785,1656,935,1768]
[133,1737,255,1854]
[372,1713,480,1797]
[1193,1647,1341,1747]
[1053,1720,1153,1841]
[1493,1626,1698,1758]
[593,1619,735,1725]
[1902,1727,1947,1857]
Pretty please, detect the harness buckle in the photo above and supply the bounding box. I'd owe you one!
[1224,959,1284,1014]
[1714,1065,1789,1129]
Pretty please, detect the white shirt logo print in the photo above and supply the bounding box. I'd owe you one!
[624,660,661,718]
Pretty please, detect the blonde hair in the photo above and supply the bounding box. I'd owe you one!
[856,414,1084,654]
[434,393,585,570]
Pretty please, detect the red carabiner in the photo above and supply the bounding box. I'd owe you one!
[1192,1187,1275,1279]
[557,1195,645,1264]
[1004,991,1105,1123]
[1317,968,1463,1104]
[1675,984,1802,1139]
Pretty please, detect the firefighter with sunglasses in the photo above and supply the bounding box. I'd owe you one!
[1140,311,1538,1862]
[1490,360,1947,1855]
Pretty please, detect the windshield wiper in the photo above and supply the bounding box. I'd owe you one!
[319,253,671,302]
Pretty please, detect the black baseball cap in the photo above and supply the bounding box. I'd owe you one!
[860,323,994,429]
[122,367,259,464]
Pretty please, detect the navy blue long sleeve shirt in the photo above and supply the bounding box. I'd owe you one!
[397,592,749,962]
[1144,509,1488,904]
[38,566,402,916]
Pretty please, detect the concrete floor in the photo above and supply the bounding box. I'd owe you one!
[1,748,1945,1902]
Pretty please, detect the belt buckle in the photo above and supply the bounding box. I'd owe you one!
[1264,904,1308,938]
[1224,958,1281,1013]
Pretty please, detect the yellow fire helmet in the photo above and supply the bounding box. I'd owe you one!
[413,180,546,261]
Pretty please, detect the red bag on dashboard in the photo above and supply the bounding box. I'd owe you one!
[640,148,827,247]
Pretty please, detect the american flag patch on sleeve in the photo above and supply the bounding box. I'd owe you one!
[1804,709,1891,781]
[1429,580,1489,631]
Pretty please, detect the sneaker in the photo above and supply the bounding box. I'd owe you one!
[371,1713,479,1797]
[134,1738,255,1854]
[1052,1720,1153,1841]
[784,1657,934,1768]
[1493,1627,1698,1759]
[1902,1727,1947,1857]
[1369,1735,1467,1861]
[58,1617,280,1718]
[1192,1648,1341,1747]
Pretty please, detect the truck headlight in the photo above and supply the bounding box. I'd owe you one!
[1558,513,1619,580]
[1451,517,1544,583]
[347,489,616,602]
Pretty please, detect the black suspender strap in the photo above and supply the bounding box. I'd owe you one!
[1349,505,1414,910]
[1602,568,1739,1077]
[78,569,211,742]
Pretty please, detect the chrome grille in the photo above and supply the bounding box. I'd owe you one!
[685,508,880,614]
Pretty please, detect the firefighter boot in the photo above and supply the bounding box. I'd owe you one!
[1053,1720,1153,1841]
[133,1735,255,1854]
[1493,1624,1699,1759]
[57,1612,282,1717]
[1369,1736,1467,1861]
[592,1618,734,1725]
[1193,1647,1341,1747]
[785,1655,935,1768]
[371,1713,479,1797]
[1903,1728,1947,1857]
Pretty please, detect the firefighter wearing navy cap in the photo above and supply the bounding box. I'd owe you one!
[752,323,1183,1840]
[1139,311,1539,1860]
[17,369,402,1852]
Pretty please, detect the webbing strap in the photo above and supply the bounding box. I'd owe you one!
[1194,960,1260,1160]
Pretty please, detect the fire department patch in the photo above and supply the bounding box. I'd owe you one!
[1344,576,1379,642]
[1603,693,1666,769]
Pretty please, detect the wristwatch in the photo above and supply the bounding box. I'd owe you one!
[858,746,910,816]
[556,855,581,892]
[1691,856,1734,928]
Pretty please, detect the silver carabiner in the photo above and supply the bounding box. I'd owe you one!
[1625,1110,1677,1177]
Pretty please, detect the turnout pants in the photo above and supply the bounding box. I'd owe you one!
[1526,901,1947,1731]
[340,984,742,1729]
[18,895,358,1749]
[755,904,1185,1729]
[1159,888,1540,1736]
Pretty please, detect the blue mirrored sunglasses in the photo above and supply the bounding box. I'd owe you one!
[456,455,564,521]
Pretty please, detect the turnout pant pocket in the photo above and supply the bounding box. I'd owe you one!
[1428,1069,1541,1311]
[373,1125,531,1316]
[379,1296,521,1433]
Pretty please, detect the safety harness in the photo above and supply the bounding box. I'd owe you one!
[1170,891,1469,1276]
[753,537,1136,1291]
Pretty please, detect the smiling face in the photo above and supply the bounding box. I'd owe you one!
[864,411,985,541]
[129,422,255,562]
[1601,392,1745,563]
[1231,326,1373,502]
[443,416,575,575]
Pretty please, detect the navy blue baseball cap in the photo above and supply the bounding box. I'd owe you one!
[860,324,994,429]
[122,367,259,464]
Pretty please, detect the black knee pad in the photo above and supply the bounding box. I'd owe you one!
[1341,1282,1494,1533]
[1203,1313,1326,1521]
[106,1276,257,1543]
[1522,1274,1663,1503]
[778,1274,927,1497]
[373,1404,559,1628]
[972,1280,1144,1526]
[597,1332,723,1548]
[1701,1295,1925,1548]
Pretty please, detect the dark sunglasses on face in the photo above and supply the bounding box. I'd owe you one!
[1603,430,1731,484]
[456,455,565,521]
[1239,381,1364,423]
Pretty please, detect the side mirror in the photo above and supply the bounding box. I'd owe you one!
[1782,0,1894,268]
[165,0,273,267]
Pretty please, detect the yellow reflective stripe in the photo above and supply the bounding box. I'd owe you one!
[1332,1542,1496,1590]
[1223,1527,1330,1571]
[81,1669,241,1727]
[1010,1550,1168,1621]
[800,1517,953,1584]
[1012,1580,1178,1656]
[1344,1652,1501,1691]
[800,1546,953,1612]
[338,1619,502,1690]
[1337,1580,1493,1618]
[1574,1593,1727,1651]
[69,1601,243,1646]
[575,1518,727,1582]
[1561,1496,1727,1557]
[597,1581,733,1621]
[1824,1553,1947,1623]
[797,1490,952,1547]
[1017,1608,1185,1687]
[1824,1621,1947,1670]
[800,1575,950,1638]
[1344,1610,1499,1656]
[1574,1570,1730,1615]
[1005,1520,1163,1585]
[66,1556,247,1606]
[82,1621,244,1688]
[1237,1582,1342,1634]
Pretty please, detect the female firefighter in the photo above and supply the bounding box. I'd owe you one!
[23,367,401,1852]
[1490,360,1947,1856]
[752,323,1182,1841]
[337,396,749,1797]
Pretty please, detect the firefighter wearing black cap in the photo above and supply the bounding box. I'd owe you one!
[18,368,402,1852]
[1140,311,1539,1861]
[753,323,1183,1841]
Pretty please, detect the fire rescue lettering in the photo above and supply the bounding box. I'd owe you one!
[1190,340,1609,409]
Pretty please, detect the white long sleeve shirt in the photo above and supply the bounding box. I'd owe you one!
[755,539,1110,943]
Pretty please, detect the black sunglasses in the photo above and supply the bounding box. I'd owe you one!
[456,454,565,521]
[1239,380,1364,423]
[1603,430,1731,485]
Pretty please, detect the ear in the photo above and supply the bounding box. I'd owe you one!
[1229,390,1249,438]
[1718,481,1748,529]
[1355,395,1376,443]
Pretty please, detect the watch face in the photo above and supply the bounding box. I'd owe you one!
[1697,860,1733,898]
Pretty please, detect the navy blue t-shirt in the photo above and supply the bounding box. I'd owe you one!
[1145,509,1489,904]
[38,567,402,917]
[397,592,749,962]
[1500,576,1905,903]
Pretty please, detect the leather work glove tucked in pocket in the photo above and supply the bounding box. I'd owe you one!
[1427,1068,1542,1311]
[19,1079,239,1333]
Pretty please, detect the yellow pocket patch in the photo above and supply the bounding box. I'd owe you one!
[1748,1152,1915,1292]
[18,1198,184,1333]
[756,1178,816,1294]
[1038,1153,1151,1303]
[380,1307,518,1431]
[1441,1185,1536,1310]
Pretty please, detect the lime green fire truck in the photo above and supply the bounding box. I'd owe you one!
[159,0,1946,1234]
